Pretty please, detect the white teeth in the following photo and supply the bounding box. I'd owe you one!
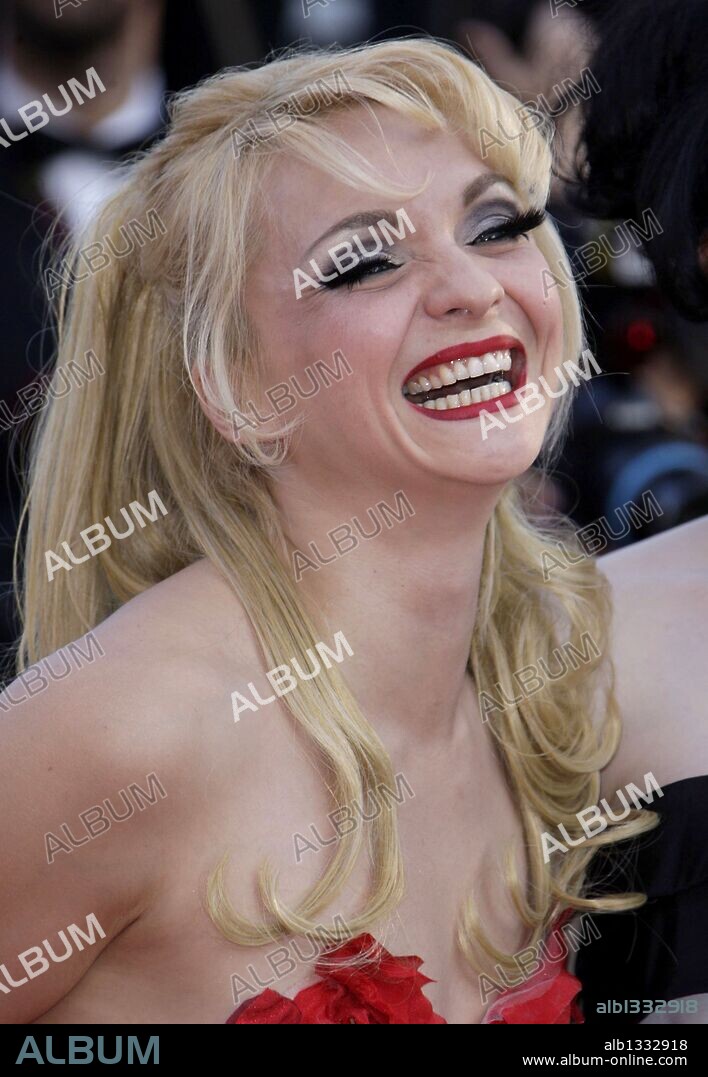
[406,349,513,393]
[415,378,513,412]
[487,380,511,399]
[413,379,508,411]
[404,349,515,412]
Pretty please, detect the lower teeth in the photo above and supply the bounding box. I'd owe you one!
[421,380,512,410]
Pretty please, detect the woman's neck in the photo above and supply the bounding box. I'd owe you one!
[275,476,503,743]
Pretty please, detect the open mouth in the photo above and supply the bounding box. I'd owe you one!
[401,342,527,421]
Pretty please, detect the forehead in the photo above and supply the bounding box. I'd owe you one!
[257,104,501,251]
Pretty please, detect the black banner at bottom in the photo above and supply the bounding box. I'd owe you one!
[0,1021,705,1069]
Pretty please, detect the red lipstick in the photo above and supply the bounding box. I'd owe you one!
[401,336,527,422]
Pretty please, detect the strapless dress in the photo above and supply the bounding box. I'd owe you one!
[225,910,584,1024]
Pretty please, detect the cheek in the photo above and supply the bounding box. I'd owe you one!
[499,248,565,357]
[255,294,373,387]
[292,290,407,406]
[244,306,389,457]
[284,304,409,465]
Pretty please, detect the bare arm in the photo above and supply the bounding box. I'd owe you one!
[0,622,188,1024]
[598,514,708,797]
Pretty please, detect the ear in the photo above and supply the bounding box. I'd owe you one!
[189,363,241,444]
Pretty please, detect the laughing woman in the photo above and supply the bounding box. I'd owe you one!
[1,39,706,1025]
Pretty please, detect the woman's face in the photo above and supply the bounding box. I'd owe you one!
[244,104,565,499]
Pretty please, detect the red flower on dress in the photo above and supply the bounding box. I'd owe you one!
[227,933,445,1024]
[482,968,584,1024]
[226,915,585,1025]
[482,909,585,1024]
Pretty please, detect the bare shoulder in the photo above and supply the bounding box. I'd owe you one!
[600,514,708,584]
[597,516,708,795]
[0,557,259,1022]
[4,556,259,772]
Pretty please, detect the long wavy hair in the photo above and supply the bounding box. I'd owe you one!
[16,37,658,980]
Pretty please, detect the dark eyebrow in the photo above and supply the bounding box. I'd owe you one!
[302,173,516,259]
[461,173,516,207]
[303,210,398,260]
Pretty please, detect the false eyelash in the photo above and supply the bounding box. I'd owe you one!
[474,207,547,245]
[319,206,548,291]
[319,254,399,290]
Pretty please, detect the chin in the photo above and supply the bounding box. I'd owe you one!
[473,408,550,466]
[390,402,550,488]
[457,430,548,486]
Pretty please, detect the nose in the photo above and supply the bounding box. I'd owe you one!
[421,245,505,322]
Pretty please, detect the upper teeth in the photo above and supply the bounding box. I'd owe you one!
[405,350,512,395]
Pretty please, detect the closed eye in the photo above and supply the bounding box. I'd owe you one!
[471,208,546,246]
[318,255,401,290]
[315,207,546,291]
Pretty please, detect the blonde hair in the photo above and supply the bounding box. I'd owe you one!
[17,38,657,980]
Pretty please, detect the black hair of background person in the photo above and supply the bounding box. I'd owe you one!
[570,0,708,322]
[425,0,534,47]
[249,0,432,52]
[161,0,219,93]
[235,0,538,62]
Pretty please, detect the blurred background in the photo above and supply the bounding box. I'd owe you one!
[1,0,706,678]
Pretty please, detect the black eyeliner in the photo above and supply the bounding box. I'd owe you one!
[319,255,398,290]
[317,207,547,291]
[474,207,546,244]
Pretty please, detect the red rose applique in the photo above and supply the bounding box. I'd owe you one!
[227,913,585,1024]
[227,933,446,1024]
[482,968,584,1024]
[482,910,585,1024]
